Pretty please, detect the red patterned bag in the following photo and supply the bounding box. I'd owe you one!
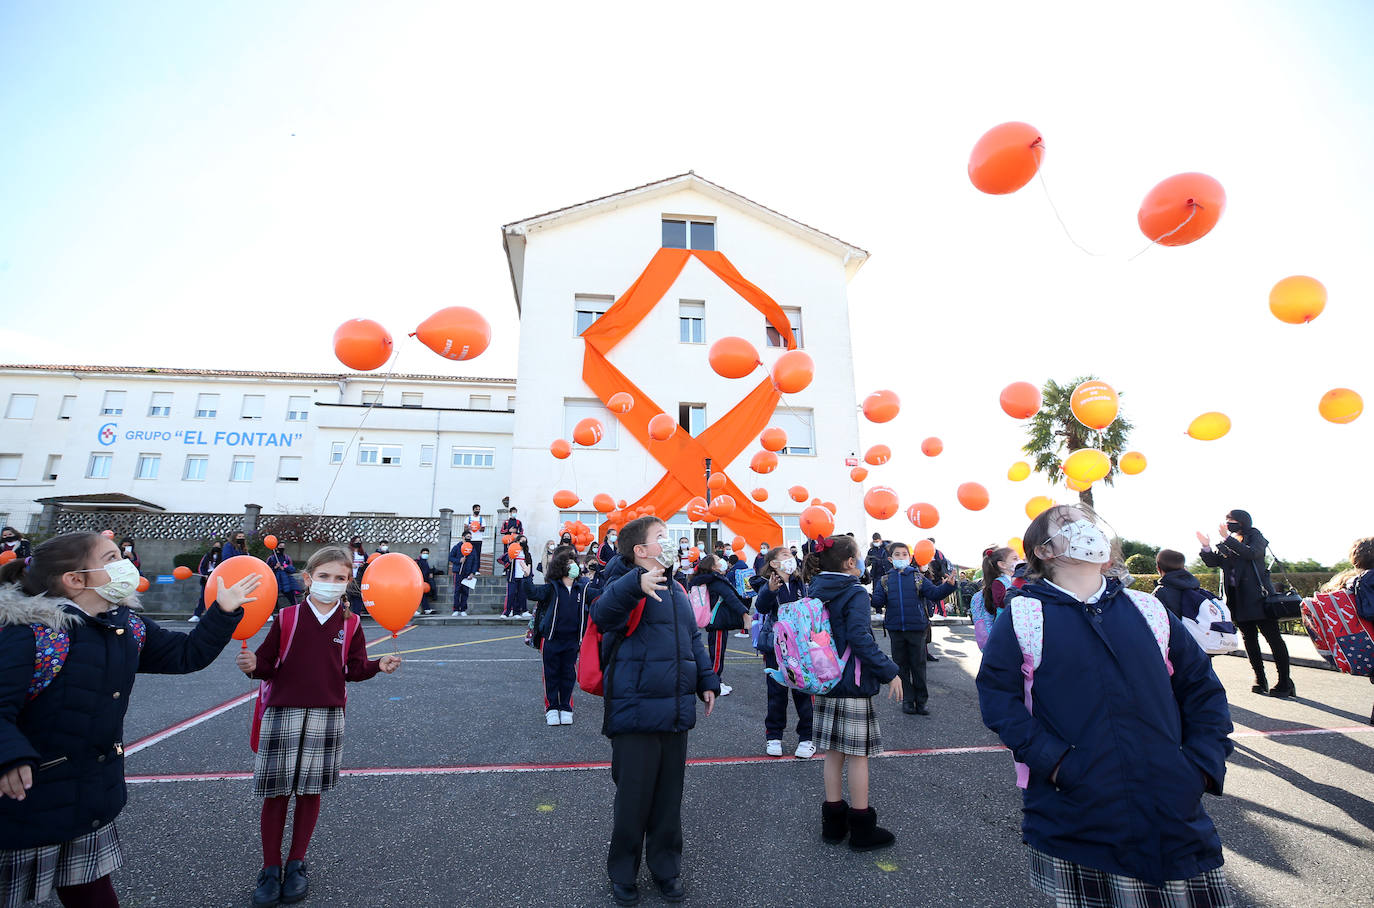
[1301,591,1374,677]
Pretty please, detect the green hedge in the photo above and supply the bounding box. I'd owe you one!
[1128,571,1336,598]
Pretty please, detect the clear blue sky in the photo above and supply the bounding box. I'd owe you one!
[2,1,1372,564]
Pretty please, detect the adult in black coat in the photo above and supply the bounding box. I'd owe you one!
[1,527,32,561]
[1198,508,1293,697]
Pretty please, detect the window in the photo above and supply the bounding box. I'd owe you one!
[135,454,160,480]
[358,445,379,465]
[58,395,75,419]
[661,217,715,250]
[679,301,705,344]
[779,515,803,549]
[87,453,112,479]
[357,444,401,466]
[575,294,613,335]
[195,393,219,418]
[0,455,19,481]
[286,396,310,421]
[230,455,254,482]
[401,392,423,408]
[419,444,435,467]
[183,455,208,481]
[329,442,345,465]
[469,395,491,410]
[765,306,804,348]
[772,408,815,455]
[101,390,125,416]
[241,394,265,420]
[379,445,401,465]
[507,395,516,410]
[679,403,706,436]
[277,456,302,482]
[6,395,36,420]
[451,446,494,468]
[691,220,716,251]
[148,391,172,418]
[361,391,381,407]
[44,455,60,481]
[563,399,619,449]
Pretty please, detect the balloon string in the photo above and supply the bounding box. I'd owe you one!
[316,346,405,529]
[1035,166,1106,257]
[1128,204,1198,261]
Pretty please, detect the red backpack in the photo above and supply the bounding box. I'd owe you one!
[250,605,361,752]
[578,599,645,696]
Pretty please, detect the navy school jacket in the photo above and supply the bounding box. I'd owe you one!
[524,575,591,642]
[975,578,1233,886]
[872,567,955,632]
[687,571,748,631]
[805,572,899,698]
[752,576,804,652]
[448,541,481,578]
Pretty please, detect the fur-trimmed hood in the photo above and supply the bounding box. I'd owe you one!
[0,586,96,631]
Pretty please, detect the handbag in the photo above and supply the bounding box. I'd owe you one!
[1250,545,1302,620]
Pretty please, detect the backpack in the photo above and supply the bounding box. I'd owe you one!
[29,611,147,700]
[250,605,361,752]
[765,596,856,695]
[577,598,646,696]
[1008,588,1172,789]
[1175,587,1238,655]
[688,584,712,628]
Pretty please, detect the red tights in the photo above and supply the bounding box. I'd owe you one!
[56,876,119,907]
[260,794,322,867]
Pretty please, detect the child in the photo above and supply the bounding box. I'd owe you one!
[689,555,748,698]
[802,535,902,851]
[753,546,813,758]
[236,546,401,907]
[448,531,479,617]
[1,532,257,907]
[977,506,1234,907]
[591,516,719,906]
[871,542,955,717]
[499,537,532,619]
[346,539,367,616]
[524,545,590,726]
[980,546,1018,620]
[266,548,300,610]
[415,548,436,615]
[1153,548,1213,620]
[1318,536,1374,725]
[190,541,225,623]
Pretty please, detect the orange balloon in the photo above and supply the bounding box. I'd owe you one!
[864,487,900,520]
[1119,452,1147,475]
[862,390,900,424]
[1000,382,1043,419]
[411,306,492,361]
[618,499,628,509]
[550,439,572,459]
[709,336,761,379]
[172,565,193,580]
[593,493,616,513]
[788,485,809,503]
[811,497,822,506]
[906,502,939,529]
[800,505,836,540]
[1065,477,1092,493]
[865,445,891,466]
[461,542,473,556]
[204,555,278,641]
[502,533,513,545]
[822,501,838,515]
[707,473,727,491]
[423,582,431,593]
[333,318,393,371]
[607,391,635,414]
[731,536,746,553]
[1137,173,1226,246]
[850,466,868,482]
[751,487,769,503]
[136,576,150,593]
[263,535,278,550]
[507,543,523,558]
[573,418,604,446]
[751,450,778,474]
[957,483,990,511]
[1187,412,1231,441]
[367,552,380,564]
[1070,381,1118,431]
[361,552,424,635]
[648,413,677,442]
[1026,495,1055,520]
[0,551,13,565]
[709,495,736,518]
[772,350,815,394]
[912,539,936,568]
[687,497,711,522]
[101,530,115,539]
[968,121,1044,195]
[688,547,701,560]
[759,427,788,452]
[1318,388,1362,424]
[553,490,580,509]
[1269,276,1327,325]
[921,437,943,457]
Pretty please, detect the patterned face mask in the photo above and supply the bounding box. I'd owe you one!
[1044,519,1111,564]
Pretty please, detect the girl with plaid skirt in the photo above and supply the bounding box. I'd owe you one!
[0,532,256,907]
[236,546,400,907]
[800,535,902,851]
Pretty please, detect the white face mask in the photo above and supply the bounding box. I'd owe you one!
[891,558,911,571]
[75,558,141,604]
[679,542,689,551]
[420,553,429,560]
[310,580,348,602]
[1045,519,1112,564]
[378,545,389,553]
[607,534,617,544]
[781,558,797,575]
[652,537,677,568]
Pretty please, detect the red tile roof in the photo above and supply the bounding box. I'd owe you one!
[0,364,517,383]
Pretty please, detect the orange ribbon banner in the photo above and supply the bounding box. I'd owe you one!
[581,248,797,548]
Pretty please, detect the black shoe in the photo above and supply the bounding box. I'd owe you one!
[901,702,919,715]
[847,806,896,851]
[913,705,930,716]
[1251,679,1270,695]
[821,798,849,844]
[657,877,684,902]
[252,867,282,907]
[612,883,640,906]
[280,859,308,903]
[1269,680,1297,699]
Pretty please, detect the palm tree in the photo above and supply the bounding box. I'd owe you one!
[1022,376,1133,509]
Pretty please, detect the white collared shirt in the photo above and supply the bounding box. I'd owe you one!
[1044,576,1108,604]
[307,596,340,624]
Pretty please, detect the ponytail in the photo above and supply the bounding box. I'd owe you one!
[1,533,103,598]
[800,535,858,583]
[980,547,1014,595]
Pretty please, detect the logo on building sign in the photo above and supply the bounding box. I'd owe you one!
[98,423,118,446]
[91,422,304,448]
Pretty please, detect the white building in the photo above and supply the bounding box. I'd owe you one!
[0,172,869,553]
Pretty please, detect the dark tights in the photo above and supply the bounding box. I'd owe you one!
[261,794,322,867]
[57,876,118,907]
[1238,619,1291,684]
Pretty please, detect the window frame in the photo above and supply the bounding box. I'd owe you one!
[774,408,816,456]
[147,391,173,418]
[678,403,706,436]
[361,391,381,407]
[661,216,716,250]
[286,396,310,422]
[0,454,20,481]
[87,453,112,479]
[240,394,266,420]
[183,455,208,481]
[134,453,161,481]
[277,456,302,482]
[419,444,436,467]
[230,455,255,482]
[195,393,219,419]
[450,446,495,469]
[401,392,423,408]
[100,390,126,416]
[5,394,37,420]
[43,454,60,482]
[765,306,804,349]
[678,300,705,345]
[574,294,614,336]
[329,442,345,465]
[58,395,76,420]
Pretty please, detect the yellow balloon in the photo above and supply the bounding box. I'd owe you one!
[1187,412,1231,441]
[1318,388,1362,424]
[1025,495,1055,520]
[1269,275,1326,325]
[1070,380,1119,431]
[1065,477,1092,492]
[1120,451,1147,475]
[1062,448,1111,483]
[1007,537,1025,558]
[1007,461,1031,482]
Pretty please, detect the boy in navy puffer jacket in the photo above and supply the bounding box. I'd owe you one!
[871,542,955,716]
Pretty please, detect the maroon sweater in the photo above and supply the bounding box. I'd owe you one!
[249,604,380,707]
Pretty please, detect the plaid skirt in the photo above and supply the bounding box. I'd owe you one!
[0,822,122,908]
[813,696,882,757]
[1029,847,1234,908]
[253,705,346,798]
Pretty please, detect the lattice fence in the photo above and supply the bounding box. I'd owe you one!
[52,510,441,545]
[257,514,440,545]
[54,511,243,539]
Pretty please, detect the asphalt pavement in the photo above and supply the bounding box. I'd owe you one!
[102,621,1374,908]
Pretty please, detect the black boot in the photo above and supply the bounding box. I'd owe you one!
[281,859,309,903]
[847,806,895,851]
[1269,679,1296,699]
[1251,676,1270,695]
[252,867,282,907]
[821,799,849,844]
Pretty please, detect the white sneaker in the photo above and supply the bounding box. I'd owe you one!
[720,684,733,697]
[733,631,749,638]
[766,739,783,757]
[459,611,468,617]
[546,709,560,726]
[187,615,200,624]
[520,611,532,619]
[451,610,460,617]
[794,740,817,760]
[559,711,573,726]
